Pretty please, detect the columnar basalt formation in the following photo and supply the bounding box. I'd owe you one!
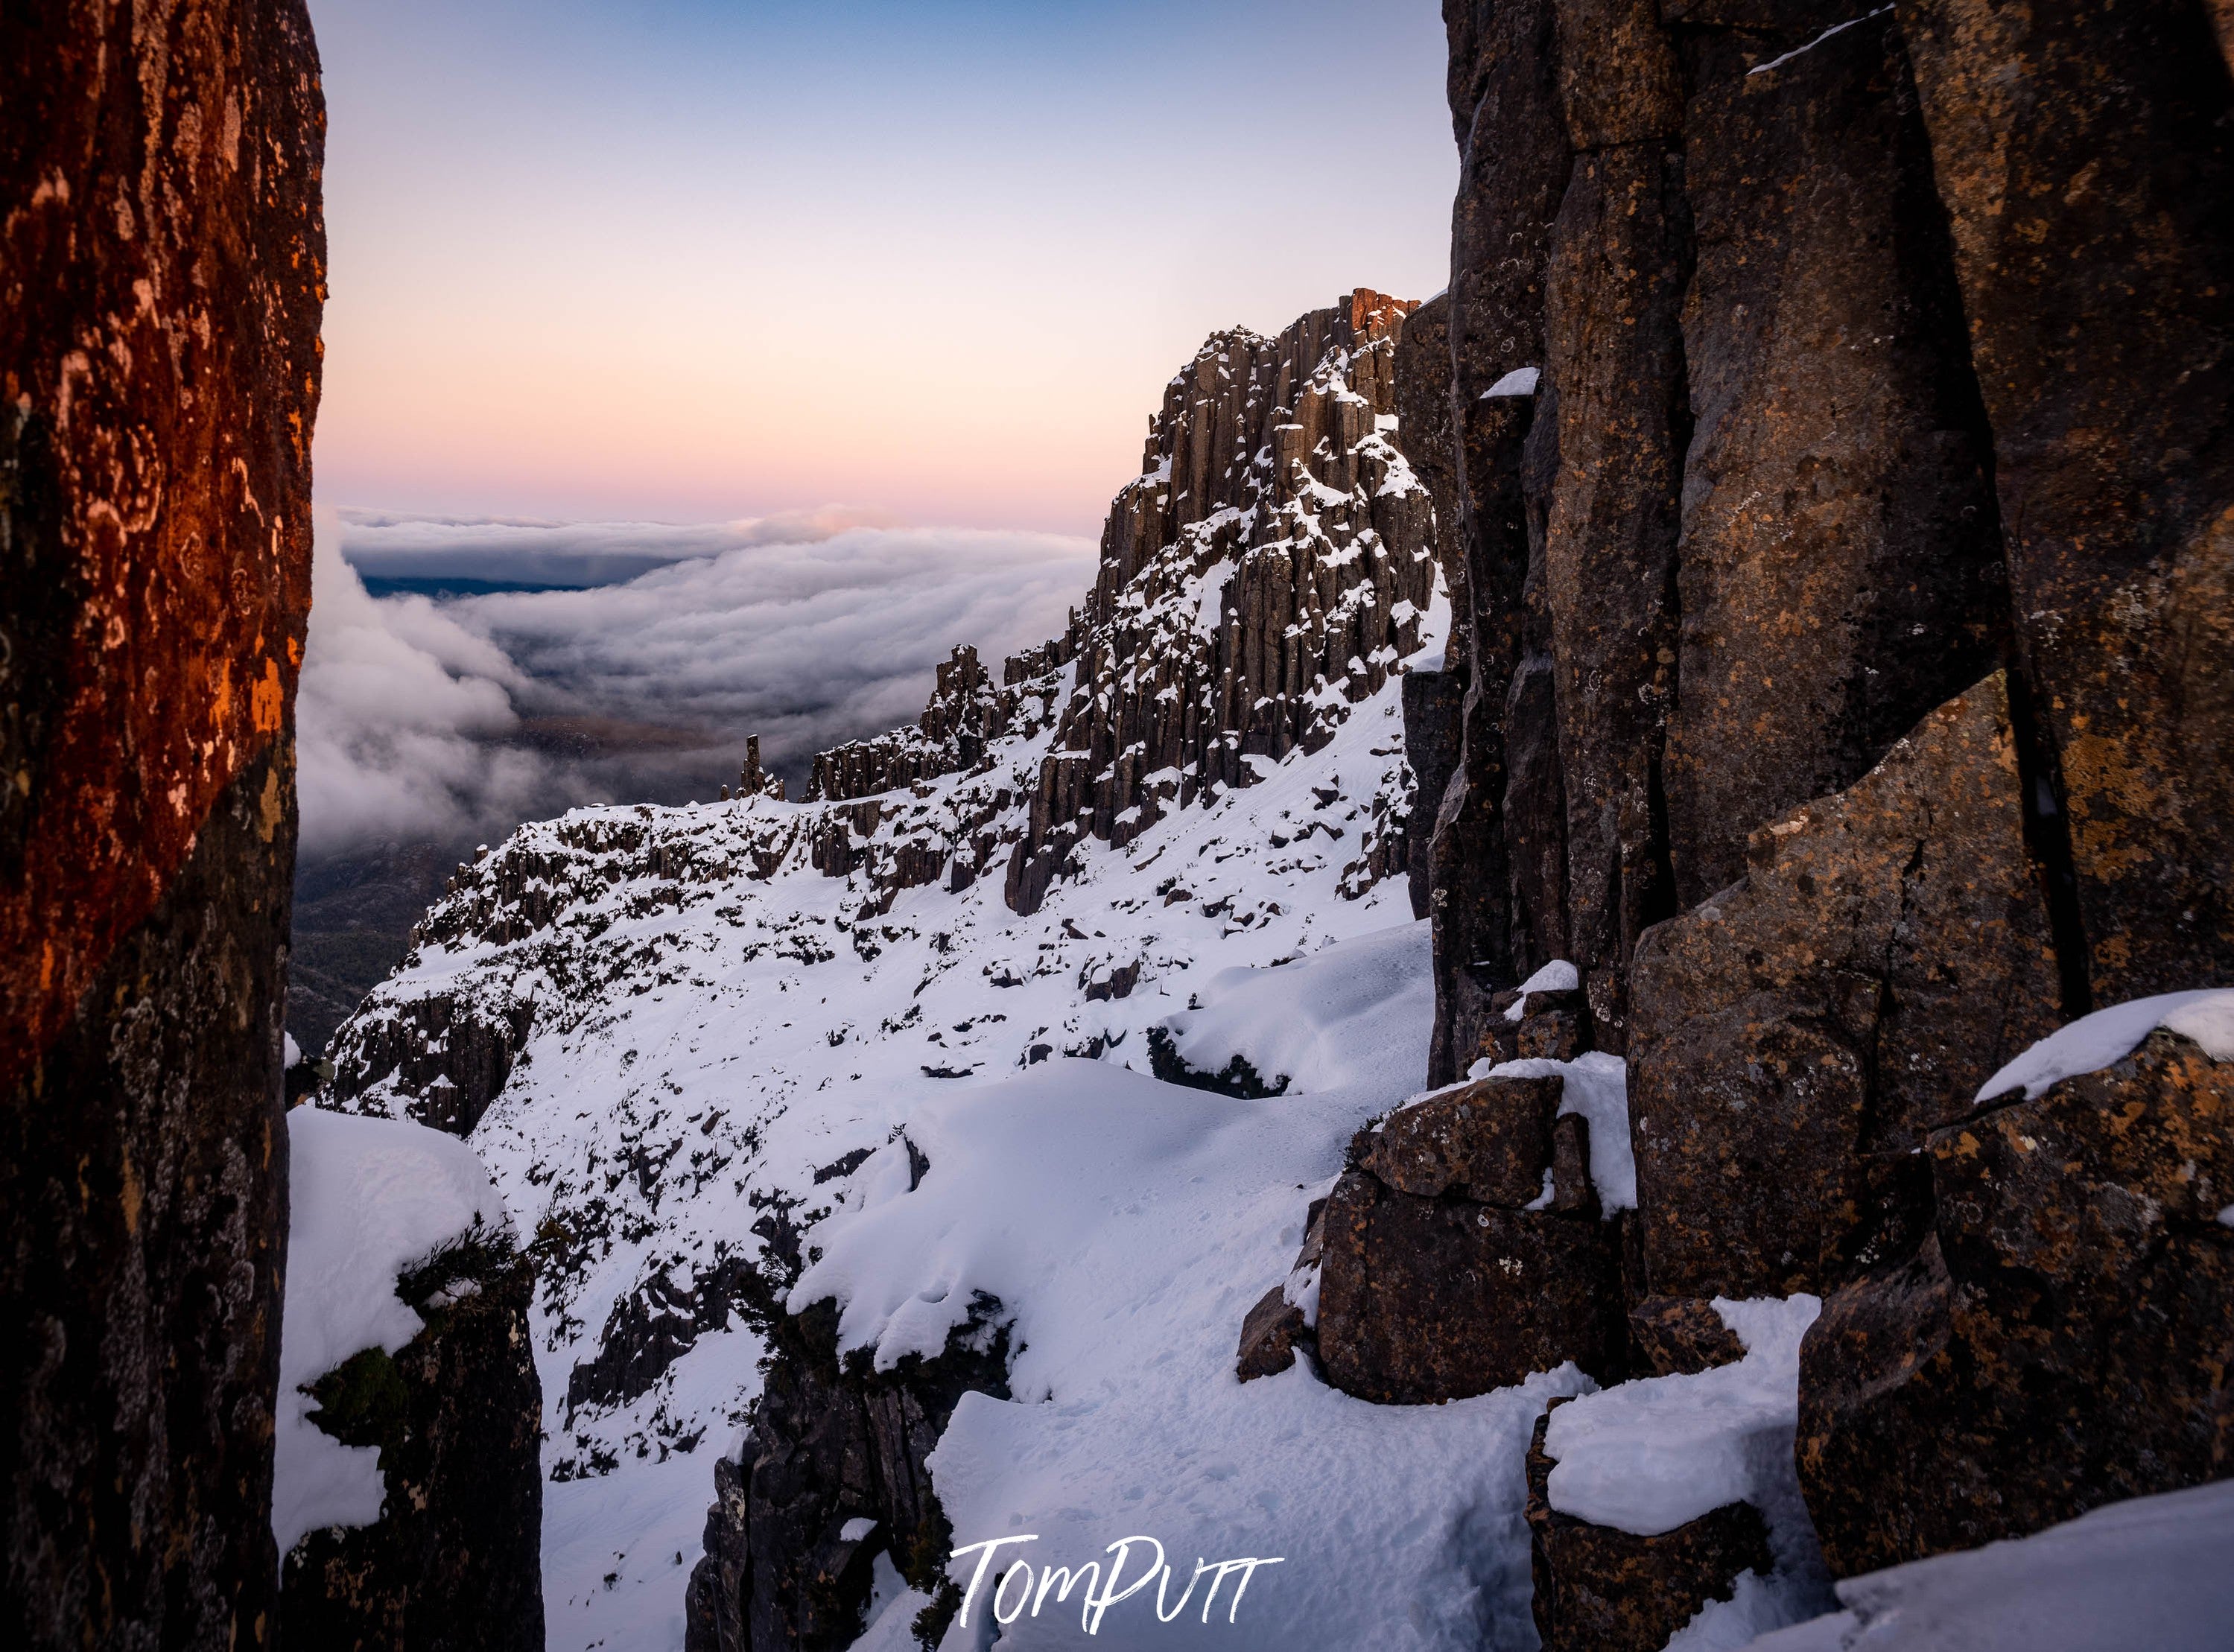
[1404,0,2234,1614]
[1005,290,1438,913]
[0,6,323,1647]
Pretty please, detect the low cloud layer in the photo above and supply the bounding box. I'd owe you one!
[296,512,1094,863]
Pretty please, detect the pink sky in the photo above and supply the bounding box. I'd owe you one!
[308,0,1457,537]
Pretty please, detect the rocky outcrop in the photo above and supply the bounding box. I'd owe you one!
[1526,1399,1772,1652]
[1316,1074,1625,1403]
[0,5,323,1647]
[683,1297,1011,1652]
[1406,0,2234,1618]
[281,1233,545,1651]
[808,644,1065,804]
[1896,0,2234,1004]
[1629,674,2063,1300]
[1797,1024,2233,1578]
[1005,290,1439,912]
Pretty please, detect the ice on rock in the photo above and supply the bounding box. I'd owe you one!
[1974,988,2234,1103]
[273,1108,508,1558]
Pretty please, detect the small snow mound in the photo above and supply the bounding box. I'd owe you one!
[1158,921,1432,1096]
[273,1108,507,1558]
[1504,958,1581,1020]
[1541,1294,1820,1538]
[1482,366,1540,398]
[1974,988,2234,1103]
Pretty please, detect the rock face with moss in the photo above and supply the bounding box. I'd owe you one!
[281,1233,545,1651]
[0,4,323,1646]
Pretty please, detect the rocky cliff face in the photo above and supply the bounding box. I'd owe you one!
[0,6,323,1648]
[281,1233,545,1651]
[1005,290,1439,912]
[1384,0,2233,1632]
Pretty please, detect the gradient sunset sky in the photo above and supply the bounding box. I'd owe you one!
[306,0,1456,536]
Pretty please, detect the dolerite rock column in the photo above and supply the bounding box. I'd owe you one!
[1538,0,1690,1055]
[1797,1023,2234,1575]
[0,6,323,1649]
[1897,0,2234,1003]
[1005,290,1438,915]
[1628,675,2063,1300]
[1427,0,1573,1085]
[1662,7,2009,910]
[281,1241,545,1652]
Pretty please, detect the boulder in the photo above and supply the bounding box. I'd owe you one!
[1526,1399,1774,1652]
[1629,674,2063,1299]
[1364,1076,1564,1205]
[1797,1026,2234,1577]
[1317,1163,1624,1405]
[1235,1287,1309,1383]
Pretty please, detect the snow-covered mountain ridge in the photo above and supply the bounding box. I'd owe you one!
[320,289,1450,1649]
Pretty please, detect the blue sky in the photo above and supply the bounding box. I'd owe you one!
[305,0,1456,532]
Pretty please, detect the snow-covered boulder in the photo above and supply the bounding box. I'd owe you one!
[275,1108,543,1650]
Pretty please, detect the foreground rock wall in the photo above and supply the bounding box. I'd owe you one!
[1401,0,2234,1613]
[0,6,324,1647]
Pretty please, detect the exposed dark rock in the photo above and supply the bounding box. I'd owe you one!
[567,1251,766,1421]
[1401,668,1466,921]
[1235,1287,1308,1383]
[684,1297,1012,1652]
[1316,1162,1625,1404]
[1362,1075,1563,1205]
[1900,0,2234,1003]
[1526,1399,1773,1652]
[1627,1296,1745,1379]
[0,4,323,1645]
[281,1233,545,1651]
[1629,674,2063,1300]
[1663,9,2009,909]
[1392,291,1467,670]
[1537,10,1689,1058]
[1144,1023,1289,1099]
[1429,0,1572,1087]
[1797,1026,2234,1577]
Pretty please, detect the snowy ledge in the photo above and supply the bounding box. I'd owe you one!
[1975,988,2234,1104]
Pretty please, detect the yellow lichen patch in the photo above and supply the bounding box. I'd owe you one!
[250,655,285,734]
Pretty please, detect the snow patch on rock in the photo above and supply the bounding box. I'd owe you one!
[273,1108,508,1558]
[1975,988,2234,1103]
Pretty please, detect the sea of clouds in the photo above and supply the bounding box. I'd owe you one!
[295,509,1094,862]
